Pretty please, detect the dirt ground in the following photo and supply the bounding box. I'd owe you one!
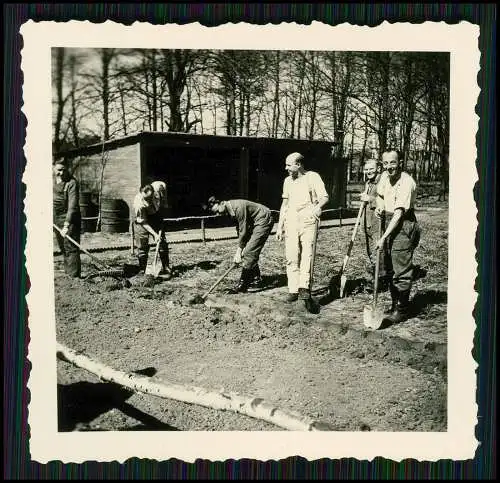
[55,204,448,432]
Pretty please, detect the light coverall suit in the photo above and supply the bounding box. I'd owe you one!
[282,171,328,295]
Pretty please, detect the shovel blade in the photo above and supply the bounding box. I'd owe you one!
[363,305,385,330]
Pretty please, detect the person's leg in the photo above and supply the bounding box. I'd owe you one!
[134,223,150,273]
[64,222,81,278]
[384,221,416,323]
[241,221,273,287]
[298,221,317,299]
[284,219,300,300]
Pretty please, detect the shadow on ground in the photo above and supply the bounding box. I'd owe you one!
[58,367,178,432]
[411,290,448,318]
[173,260,222,275]
[247,274,288,293]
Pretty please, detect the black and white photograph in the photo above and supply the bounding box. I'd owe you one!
[23,20,478,463]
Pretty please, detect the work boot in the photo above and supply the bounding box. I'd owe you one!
[286,293,299,302]
[298,288,311,300]
[227,268,252,294]
[383,289,410,325]
[250,265,263,287]
[384,283,399,315]
[138,255,148,274]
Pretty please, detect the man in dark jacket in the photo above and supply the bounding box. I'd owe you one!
[208,197,275,293]
[53,158,81,277]
[360,159,390,291]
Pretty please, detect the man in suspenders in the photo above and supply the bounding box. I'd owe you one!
[53,158,81,278]
[276,152,329,303]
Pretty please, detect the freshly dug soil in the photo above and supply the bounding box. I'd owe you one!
[55,209,448,432]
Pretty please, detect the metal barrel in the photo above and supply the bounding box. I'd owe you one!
[100,198,130,233]
[80,191,98,233]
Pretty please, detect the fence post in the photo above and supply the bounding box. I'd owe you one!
[339,207,343,227]
[201,218,206,246]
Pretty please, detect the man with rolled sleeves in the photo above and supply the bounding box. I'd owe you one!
[276,152,329,303]
[53,158,81,278]
[208,197,274,293]
[375,150,421,324]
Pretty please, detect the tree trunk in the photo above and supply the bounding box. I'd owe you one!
[54,47,66,152]
[56,342,334,431]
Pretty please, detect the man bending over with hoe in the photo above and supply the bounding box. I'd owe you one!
[133,182,171,275]
[207,197,275,294]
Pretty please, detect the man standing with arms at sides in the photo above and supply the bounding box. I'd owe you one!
[53,158,81,278]
[375,150,421,324]
[360,159,390,291]
[276,152,329,304]
[208,197,274,293]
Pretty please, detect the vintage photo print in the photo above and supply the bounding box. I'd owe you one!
[22,20,479,463]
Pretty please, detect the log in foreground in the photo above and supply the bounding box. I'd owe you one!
[56,342,334,431]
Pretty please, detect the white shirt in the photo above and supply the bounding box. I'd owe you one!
[151,181,168,210]
[377,171,417,213]
[282,171,328,212]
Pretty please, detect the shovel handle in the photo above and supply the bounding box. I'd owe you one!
[202,263,237,299]
[340,201,367,274]
[53,223,110,271]
[309,217,320,291]
[372,218,384,307]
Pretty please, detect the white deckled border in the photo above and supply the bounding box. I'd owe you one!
[21,19,479,463]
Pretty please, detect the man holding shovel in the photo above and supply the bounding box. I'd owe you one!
[276,152,329,306]
[133,183,170,275]
[207,197,274,294]
[374,150,421,324]
[360,159,390,292]
[53,158,81,278]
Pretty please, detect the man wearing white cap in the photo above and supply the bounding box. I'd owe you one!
[276,152,329,303]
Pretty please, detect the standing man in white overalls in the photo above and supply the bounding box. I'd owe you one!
[276,152,329,303]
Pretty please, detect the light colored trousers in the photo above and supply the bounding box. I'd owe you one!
[284,210,318,294]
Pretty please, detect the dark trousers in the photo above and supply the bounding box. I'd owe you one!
[54,217,81,278]
[387,214,421,292]
[241,217,274,270]
[364,209,391,279]
[134,212,169,269]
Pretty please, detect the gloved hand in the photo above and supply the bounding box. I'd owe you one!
[360,193,371,203]
[375,207,385,219]
[233,247,242,265]
[61,224,69,238]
